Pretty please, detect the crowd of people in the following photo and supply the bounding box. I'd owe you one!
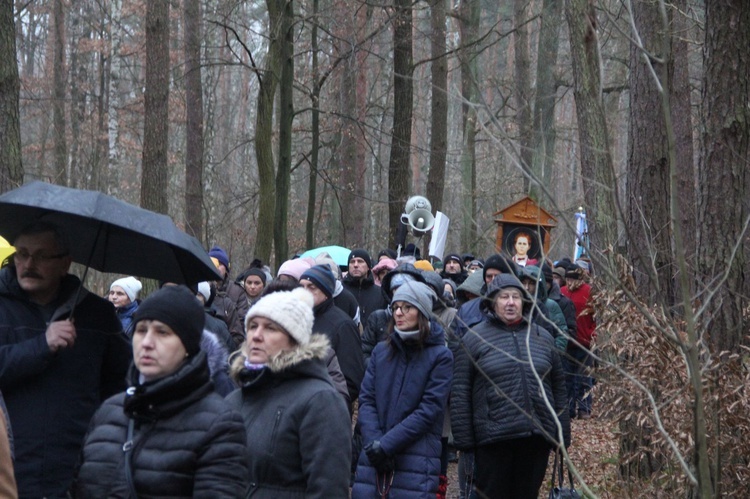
[0,220,596,498]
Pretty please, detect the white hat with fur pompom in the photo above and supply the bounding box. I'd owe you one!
[245,287,315,345]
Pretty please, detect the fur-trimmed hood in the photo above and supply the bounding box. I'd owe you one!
[230,333,331,383]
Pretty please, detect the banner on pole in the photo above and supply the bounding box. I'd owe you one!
[428,211,450,261]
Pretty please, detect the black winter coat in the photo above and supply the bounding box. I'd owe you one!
[547,282,577,341]
[312,298,365,402]
[450,315,570,451]
[342,272,388,326]
[0,266,131,498]
[361,308,390,368]
[226,335,352,498]
[73,352,248,498]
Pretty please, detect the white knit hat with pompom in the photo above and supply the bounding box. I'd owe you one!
[245,287,315,345]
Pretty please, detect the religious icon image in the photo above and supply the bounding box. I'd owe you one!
[505,228,540,267]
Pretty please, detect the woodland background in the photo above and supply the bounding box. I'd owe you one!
[1,0,749,496]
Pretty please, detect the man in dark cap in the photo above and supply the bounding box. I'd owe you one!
[342,249,388,327]
[440,253,468,285]
[0,221,131,497]
[301,265,365,411]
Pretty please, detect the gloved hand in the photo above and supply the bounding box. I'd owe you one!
[365,440,395,473]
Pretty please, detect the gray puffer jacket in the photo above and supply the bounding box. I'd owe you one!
[450,315,570,450]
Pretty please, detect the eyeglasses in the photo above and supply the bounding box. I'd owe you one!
[390,304,413,314]
[13,250,68,264]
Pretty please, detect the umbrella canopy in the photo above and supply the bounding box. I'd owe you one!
[299,245,351,267]
[0,236,14,263]
[0,181,221,284]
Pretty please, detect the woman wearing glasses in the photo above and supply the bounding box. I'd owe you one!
[352,281,453,499]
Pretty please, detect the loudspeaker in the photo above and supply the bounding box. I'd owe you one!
[406,209,435,235]
[404,195,431,214]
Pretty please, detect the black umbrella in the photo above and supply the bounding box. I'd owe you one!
[0,181,221,284]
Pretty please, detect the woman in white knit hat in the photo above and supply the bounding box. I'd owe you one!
[108,276,142,333]
[226,287,352,498]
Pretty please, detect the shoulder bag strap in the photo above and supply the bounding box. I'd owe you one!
[123,418,139,498]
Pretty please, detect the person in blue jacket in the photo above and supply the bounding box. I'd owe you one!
[353,281,453,498]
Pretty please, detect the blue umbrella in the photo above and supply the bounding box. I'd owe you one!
[299,245,351,267]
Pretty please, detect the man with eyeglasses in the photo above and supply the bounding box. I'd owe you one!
[0,221,131,498]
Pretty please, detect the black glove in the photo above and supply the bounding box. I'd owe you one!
[365,440,395,473]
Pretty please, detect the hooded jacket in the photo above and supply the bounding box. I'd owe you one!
[520,266,568,350]
[226,334,352,499]
[450,275,570,451]
[0,266,131,498]
[73,351,248,498]
[352,320,453,499]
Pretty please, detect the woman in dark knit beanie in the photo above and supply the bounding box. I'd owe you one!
[73,286,248,498]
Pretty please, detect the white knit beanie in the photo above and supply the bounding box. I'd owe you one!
[110,276,142,302]
[245,287,314,345]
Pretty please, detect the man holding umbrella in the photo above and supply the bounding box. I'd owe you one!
[0,221,131,498]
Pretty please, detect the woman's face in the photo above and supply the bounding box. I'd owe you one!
[245,316,294,364]
[493,288,523,324]
[132,320,187,382]
[514,236,530,257]
[243,275,265,299]
[391,300,420,330]
[108,285,131,307]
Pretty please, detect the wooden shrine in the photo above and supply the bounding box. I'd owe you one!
[494,197,557,260]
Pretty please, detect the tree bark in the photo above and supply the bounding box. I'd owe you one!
[514,0,532,193]
[254,0,281,263]
[697,1,750,353]
[424,0,448,255]
[530,0,562,202]
[626,0,674,308]
[184,0,204,240]
[388,0,413,248]
[53,0,67,185]
[306,0,320,249]
[141,0,170,214]
[565,0,618,265]
[0,0,23,192]
[458,0,479,251]
[336,0,366,248]
[274,0,294,265]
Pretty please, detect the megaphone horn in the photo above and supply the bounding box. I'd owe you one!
[407,209,435,235]
[405,195,432,214]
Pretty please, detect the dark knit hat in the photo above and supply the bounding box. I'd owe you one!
[208,246,230,270]
[378,248,398,260]
[483,253,517,280]
[300,264,336,298]
[348,248,372,270]
[133,286,205,356]
[243,268,267,285]
[444,253,462,265]
[541,263,554,282]
[566,265,584,279]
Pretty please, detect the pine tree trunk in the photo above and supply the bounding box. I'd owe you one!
[388,0,413,247]
[565,0,617,265]
[184,0,204,240]
[141,0,170,214]
[274,0,294,265]
[424,0,448,256]
[0,0,23,192]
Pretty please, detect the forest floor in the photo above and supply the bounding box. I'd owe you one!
[445,414,621,498]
